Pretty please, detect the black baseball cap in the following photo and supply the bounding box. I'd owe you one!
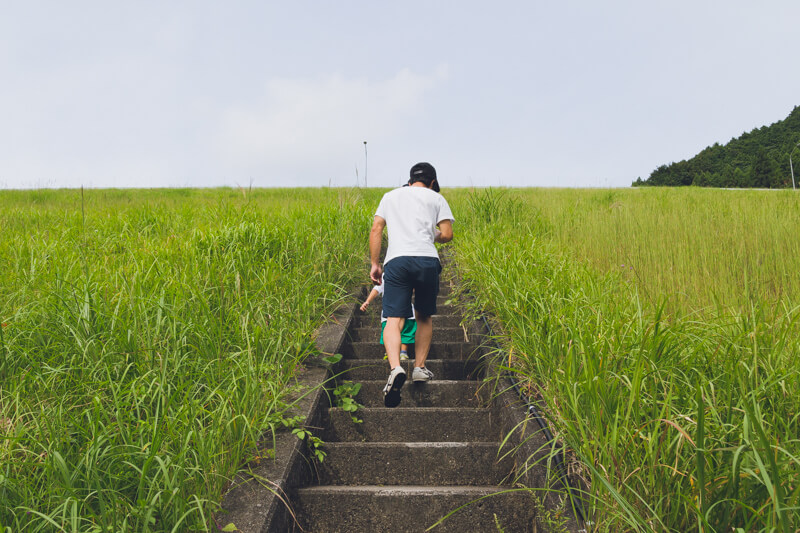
[409,162,439,192]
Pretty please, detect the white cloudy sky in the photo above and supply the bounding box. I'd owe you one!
[1,1,798,189]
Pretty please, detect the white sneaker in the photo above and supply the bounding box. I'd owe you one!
[383,366,406,407]
[412,366,434,382]
[399,351,409,361]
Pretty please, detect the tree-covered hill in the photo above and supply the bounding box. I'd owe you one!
[633,106,800,188]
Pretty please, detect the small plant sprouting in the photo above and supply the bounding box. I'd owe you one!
[264,412,326,461]
[292,427,326,462]
[266,412,305,432]
[333,381,363,424]
[322,353,343,365]
[493,513,506,532]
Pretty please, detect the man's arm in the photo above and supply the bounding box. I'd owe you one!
[435,219,453,243]
[369,216,386,284]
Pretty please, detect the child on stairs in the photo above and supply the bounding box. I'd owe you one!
[360,276,416,361]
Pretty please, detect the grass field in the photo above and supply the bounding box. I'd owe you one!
[0,188,380,532]
[534,188,800,314]
[446,187,800,532]
[2,186,798,532]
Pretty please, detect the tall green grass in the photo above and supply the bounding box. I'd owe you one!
[0,188,380,532]
[448,188,800,532]
[510,187,800,314]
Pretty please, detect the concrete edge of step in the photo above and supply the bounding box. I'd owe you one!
[478,323,587,533]
[217,293,359,533]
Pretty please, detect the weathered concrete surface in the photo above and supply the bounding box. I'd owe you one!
[348,325,478,343]
[335,357,484,383]
[342,341,480,360]
[317,441,515,485]
[322,407,497,442]
[354,380,483,408]
[335,358,483,381]
[351,313,466,328]
[294,485,540,533]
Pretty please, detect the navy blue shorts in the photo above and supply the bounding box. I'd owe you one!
[383,256,442,318]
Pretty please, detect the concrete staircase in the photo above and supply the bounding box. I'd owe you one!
[290,280,540,532]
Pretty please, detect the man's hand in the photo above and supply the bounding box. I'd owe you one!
[435,219,454,243]
[370,263,383,285]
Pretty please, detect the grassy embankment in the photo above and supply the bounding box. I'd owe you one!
[5,185,798,532]
[0,188,381,532]
[447,187,800,532]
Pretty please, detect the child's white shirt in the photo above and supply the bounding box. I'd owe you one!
[371,283,415,322]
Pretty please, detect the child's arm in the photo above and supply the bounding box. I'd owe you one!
[360,288,380,312]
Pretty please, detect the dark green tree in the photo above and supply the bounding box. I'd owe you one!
[733,167,750,188]
[751,149,772,188]
[693,171,712,187]
[633,106,800,187]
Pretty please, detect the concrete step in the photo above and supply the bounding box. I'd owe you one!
[360,286,453,297]
[335,359,483,381]
[352,380,483,408]
[342,342,477,360]
[432,303,457,315]
[352,313,467,329]
[316,442,513,485]
[438,298,461,309]
[294,485,538,533]
[322,407,496,442]
[357,302,458,317]
[348,326,479,343]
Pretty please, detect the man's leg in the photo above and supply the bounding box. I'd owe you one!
[383,317,405,369]
[382,316,407,408]
[410,257,440,383]
[382,258,415,405]
[413,313,432,369]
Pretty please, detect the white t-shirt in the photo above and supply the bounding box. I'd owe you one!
[373,281,415,322]
[374,186,455,266]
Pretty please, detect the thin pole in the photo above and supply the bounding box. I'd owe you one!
[791,142,800,190]
[363,141,368,188]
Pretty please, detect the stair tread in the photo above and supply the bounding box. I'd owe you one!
[347,341,474,346]
[324,441,500,447]
[335,359,484,381]
[296,485,538,533]
[351,380,483,407]
[298,485,513,494]
[342,341,478,360]
[330,406,489,412]
[338,358,479,364]
[353,324,469,328]
[353,379,474,385]
[351,314,466,328]
[348,326,478,343]
[317,441,514,485]
[323,407,497,442]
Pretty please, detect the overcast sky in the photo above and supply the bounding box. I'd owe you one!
[1,1,798,189]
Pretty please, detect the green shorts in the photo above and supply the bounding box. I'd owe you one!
[380,319,417,345]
